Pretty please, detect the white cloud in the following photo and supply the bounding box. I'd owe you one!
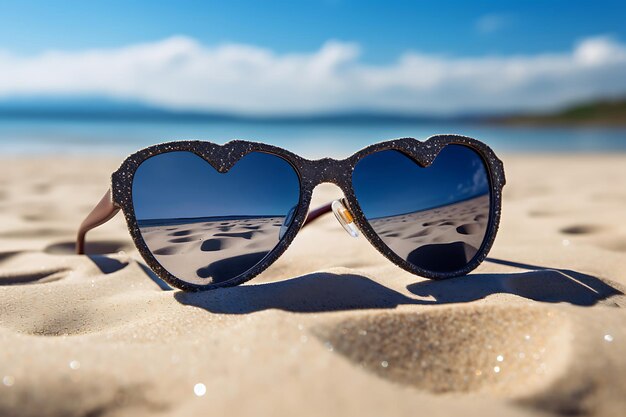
[0,35,625,115]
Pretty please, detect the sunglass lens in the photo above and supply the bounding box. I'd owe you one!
[352,145,491,274]
[132,151,300,286]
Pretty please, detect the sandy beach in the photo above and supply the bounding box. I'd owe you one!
[368,194,490,272]
[0,154,625,417]
[139,216,287,285]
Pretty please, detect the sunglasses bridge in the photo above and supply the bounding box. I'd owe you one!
[298,158,360,237]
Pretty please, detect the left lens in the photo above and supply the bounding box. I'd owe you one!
[352,145,491,274]
[132,151,300,286]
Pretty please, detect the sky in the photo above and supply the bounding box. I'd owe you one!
[1,0,625,115]
[352,145,489,219]
[133,150,300,220]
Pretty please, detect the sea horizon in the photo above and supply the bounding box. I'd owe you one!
[1,116,625,158]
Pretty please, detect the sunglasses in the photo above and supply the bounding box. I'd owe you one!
[76,135,505,291]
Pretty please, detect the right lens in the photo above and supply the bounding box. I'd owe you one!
[352,145,491,274]
[132,151,300,286]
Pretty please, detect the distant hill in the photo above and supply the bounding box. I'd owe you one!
[0,96,235,121]
[1,95,625,126]
[0,96,444,124]
[493,98,626,126]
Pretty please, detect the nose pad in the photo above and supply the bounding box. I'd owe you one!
[331,199,359,238]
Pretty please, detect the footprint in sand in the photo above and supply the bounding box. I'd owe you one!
[474,214,487,222]
[45,240,129,255]
[456,223,482,235]
[407,241,477,271]
[168,235,203,243]
[560,224,604,235]
[196,251,268,282]
[0,251,21,263]
[153,246,181,256]
[407,228,435,239]
[168,230,193,237]
[214,231,256,240]
[200,238,225,252]
[312,306,570,396]
[438,221,456,227]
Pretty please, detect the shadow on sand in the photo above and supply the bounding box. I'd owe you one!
[407,258,624,307]
[171,257,624,314]
[174,273,416,314]
[85,254,174,291]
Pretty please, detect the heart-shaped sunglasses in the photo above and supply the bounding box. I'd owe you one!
[76,135,505,291]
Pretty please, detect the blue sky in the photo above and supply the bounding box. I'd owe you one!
[133,150,300,220]
[353,145,489,219]
[2,0,625,60]
[0,1,625,115]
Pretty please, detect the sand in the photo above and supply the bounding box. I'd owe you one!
[0,154,625,417]
[138,194,487,285]
[368,194,490,272]
[139,216,287,285]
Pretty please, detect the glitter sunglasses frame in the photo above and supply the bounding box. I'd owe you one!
[76,135,506,292]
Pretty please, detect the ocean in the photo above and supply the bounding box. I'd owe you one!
[0,118,625,158]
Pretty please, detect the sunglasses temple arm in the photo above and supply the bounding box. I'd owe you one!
[76,189,121,255]
[302,202,333,228]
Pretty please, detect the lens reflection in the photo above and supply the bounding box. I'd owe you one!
[352,145,490,273]
[132,151,300,285]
